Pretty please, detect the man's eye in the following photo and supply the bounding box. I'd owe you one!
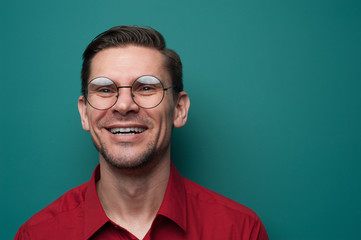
[141,86,153,91]
[95,87,116,95]
[137,85,156,92]
[99,88,110,93]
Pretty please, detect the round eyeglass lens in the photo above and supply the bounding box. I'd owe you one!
[86,77,118,110]
[131,76,165,109]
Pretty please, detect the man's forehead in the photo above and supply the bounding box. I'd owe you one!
[89,46,171,83]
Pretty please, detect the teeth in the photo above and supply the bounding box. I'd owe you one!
[109,127,146,135]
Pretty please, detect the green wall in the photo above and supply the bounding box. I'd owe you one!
[1,0,361,239]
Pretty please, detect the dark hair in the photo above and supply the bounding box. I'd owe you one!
[81,26,183,97]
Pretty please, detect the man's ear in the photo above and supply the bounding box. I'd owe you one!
[173,91,190,128]
[78,96,90,131]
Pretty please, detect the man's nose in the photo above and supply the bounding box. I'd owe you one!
[111,87,139,115]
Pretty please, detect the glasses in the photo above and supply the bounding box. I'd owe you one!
[85,75,176,110]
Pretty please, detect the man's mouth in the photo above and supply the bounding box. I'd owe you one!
[107,127,146,135]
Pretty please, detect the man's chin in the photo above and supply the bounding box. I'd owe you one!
[104,156,149,170]
[99,146,156,171]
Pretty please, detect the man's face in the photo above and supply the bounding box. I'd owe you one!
[78,45,189,169]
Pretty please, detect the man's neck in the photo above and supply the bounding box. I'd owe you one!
[96,157,171,239]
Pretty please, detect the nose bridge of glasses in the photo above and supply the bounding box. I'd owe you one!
[115,85,136,103]
[117,86,132,90]
[116,85,133,95]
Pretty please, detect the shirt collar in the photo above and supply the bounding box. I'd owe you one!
[156,162,187,232]
[83,162,188,238]
[83,165,109,239]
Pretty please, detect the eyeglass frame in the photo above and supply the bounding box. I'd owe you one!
[84,75,176,110]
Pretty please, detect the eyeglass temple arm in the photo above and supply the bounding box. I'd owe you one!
[164,85,176,91]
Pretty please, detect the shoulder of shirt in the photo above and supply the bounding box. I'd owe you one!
[182,177,261,221]
[20,181,89,229]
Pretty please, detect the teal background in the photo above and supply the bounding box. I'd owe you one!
[1,0,360,239]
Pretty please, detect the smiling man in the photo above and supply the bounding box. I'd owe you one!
[15,26,268,240]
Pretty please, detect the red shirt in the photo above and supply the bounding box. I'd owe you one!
[15,163,268,240]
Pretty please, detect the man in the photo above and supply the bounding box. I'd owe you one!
[15,26,268,239]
